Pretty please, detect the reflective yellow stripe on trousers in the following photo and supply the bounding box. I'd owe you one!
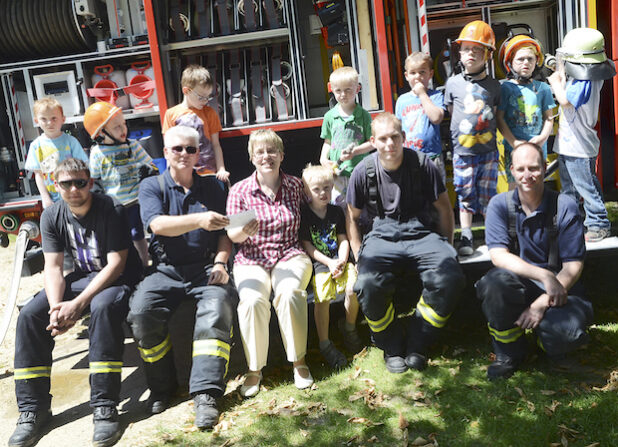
[365,302,395,333]
[138,334,172,363]
[193,339,231,375]
[90,361,123,374]
[416,296,450,328]
[488,323,524,343]
[14,366,52,380]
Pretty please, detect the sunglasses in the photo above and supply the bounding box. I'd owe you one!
[170,145,198,154]
[57,179,89,190]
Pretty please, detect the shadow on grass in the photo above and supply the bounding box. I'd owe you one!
[140,261,618,447]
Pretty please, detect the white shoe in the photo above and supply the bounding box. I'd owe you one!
[240,371,262,398]
[293,365,314,389]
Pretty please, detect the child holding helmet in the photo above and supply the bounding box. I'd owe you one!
[444,20,501,256]
[548,27,616,242]
[497,34,556,189]
[84,101,157,265]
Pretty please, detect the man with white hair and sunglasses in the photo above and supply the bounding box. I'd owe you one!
[127,125,237,430]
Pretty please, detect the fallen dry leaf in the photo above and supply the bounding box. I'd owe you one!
[300,429,309,438]
[541,390,557,396]
[347,417,383,426]
[367,435,379,443]
[353,347,368,360]
[398,411,409,429]
[218,441,233,447]
[412,437,429,446]
[584,443,600,447]
[514,387,526,399]
[352,366,363,379]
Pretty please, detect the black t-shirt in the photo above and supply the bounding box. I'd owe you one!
[346,149,445,226]
[41,193,142,284]
[299,203,346,274]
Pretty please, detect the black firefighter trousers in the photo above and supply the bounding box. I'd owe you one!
[14,271,131,412]
[127,263,238,399]
[354,218,465,357]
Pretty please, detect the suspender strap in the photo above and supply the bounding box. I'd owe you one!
[250,47,267,123]
[262,0,281,29]
[506,190,520,255]
[214,0,232,35]
[545,190,560,273]
[270,45,288,120]
[364,156,385,220]
[229,50,245,126]
[506,189,561,273]
[195,0,210,38]
[242,0,258,31]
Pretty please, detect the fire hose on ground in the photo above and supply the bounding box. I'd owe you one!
[0,220,39,346]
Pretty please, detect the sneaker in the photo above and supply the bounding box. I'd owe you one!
[92,406,121,447]
[458,235,474,256]
[8,410,51,447]
[194,393,219,430]
[146,393,169,415]
[585,227,610,243]
[383,353,408,374]
[337,319,364,354]
[404,352,427,371]
[320,340,348,369]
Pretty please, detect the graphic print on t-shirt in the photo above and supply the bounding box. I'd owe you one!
[309,222,338,258]
[68,222,102,272]
[175,112,215,171]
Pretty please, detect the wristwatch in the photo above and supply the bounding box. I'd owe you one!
[214,261,229,272]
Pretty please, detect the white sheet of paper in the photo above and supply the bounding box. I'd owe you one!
[225,209,257,230]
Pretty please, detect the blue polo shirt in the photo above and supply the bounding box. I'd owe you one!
[139,169,227,266]
[485,188,585,269]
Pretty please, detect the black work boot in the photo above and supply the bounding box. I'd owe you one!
[194,393,219,430]
[487,337,528,381]
[383,352,408,374]
[92,406,121,447]
[405,316,439,371]
[8,410,51,447]
[146,392,170,415]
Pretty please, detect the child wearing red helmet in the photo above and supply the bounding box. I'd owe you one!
[497,34,556,189]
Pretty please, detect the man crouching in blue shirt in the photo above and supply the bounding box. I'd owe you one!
[127,125,237,429]
[476,142,593,380]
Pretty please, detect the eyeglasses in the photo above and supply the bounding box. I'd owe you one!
[189,89,211,102]
[253,149,280,159]
[170,145,199,154]
[57,179,89,190]
[460,47,486,56]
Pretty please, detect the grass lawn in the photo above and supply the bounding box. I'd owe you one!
[144,254,618,447]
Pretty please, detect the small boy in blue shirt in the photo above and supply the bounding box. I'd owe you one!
[396,52,446,183]
[25,97,88,209]
[84,101,156,265]
[497,35,555,189]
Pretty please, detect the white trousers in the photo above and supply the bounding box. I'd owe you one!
[233,254,312,371]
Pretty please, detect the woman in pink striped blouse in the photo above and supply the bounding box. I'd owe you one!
[227,129,314,398]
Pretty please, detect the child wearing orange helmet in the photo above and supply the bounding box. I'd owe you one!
[497,34,556,188]
[444,20,501,256]
[84,101,157,265]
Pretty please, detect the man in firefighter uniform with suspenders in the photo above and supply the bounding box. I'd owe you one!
[346,112,466,374]
[127,125,237,430]
[476,142,593,380]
